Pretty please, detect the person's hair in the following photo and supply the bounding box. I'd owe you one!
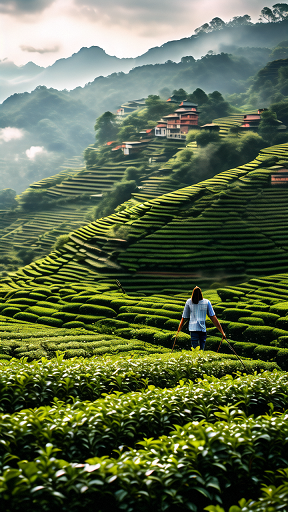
[191,286,203,304]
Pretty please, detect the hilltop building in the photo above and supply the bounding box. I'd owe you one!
[155,101,200,140]
[116,99,146,117]
[241,110,263,130]
[240,108,286,133]
[200,123,220,132]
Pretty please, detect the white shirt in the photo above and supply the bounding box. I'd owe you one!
[182,298,215,332]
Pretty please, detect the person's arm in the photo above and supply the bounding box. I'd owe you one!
[209,315,226,338]
[177,317,187,333]
[178,300,190,333]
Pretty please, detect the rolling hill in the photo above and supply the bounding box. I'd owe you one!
[1,138,287,296]
[1,49,288,193]
[1,19,287,102]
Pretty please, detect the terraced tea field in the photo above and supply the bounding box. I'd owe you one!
[1,139,288,508]
[0,270,287,366]
[0,140,188,265]
[1,113,280,275]
[0,272,288,510]
[2,141,287,294]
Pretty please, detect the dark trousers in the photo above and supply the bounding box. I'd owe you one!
[190,331,207,350]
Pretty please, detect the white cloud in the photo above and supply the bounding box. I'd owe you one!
[25,145,46,159]
[20,44,60,53]
[0,127,24,142]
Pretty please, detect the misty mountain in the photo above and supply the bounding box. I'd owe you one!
[1,44,287,195]
[135,19,288,65]
[0,47,134,103]
[0,52,260,193]
[1,19,288,104]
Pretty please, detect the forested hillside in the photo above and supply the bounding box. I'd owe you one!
[1,48,288,192]
[2,94,287,273]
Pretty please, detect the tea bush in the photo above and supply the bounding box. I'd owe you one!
[1,307,21,317]
[1,414,288,511]
[1,273,288,508]
[14,312,39,322]
[0,371,288,464]
[36,316,63,327]
[238,316,265,325]
[242,325,275,343]
[0,353,278,413]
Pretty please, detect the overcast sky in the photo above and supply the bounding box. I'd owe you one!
[0,0,274,67]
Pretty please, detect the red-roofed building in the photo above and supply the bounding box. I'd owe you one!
[111,144,125,152]
[139,128,154,138]
[241,113,261,130]
[241,109,286,132]
[155,101,200,139]
[271,168,288,186]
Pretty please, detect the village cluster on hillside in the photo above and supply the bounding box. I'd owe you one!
[111,97,287,156]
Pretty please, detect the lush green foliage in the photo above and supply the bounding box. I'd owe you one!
[94,111,119,144]
[0,277,288,509]
[0,352,277,413]
[0,369,287,461]
[1,410,288,510]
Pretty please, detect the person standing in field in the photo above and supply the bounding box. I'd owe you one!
[177,286,226,350]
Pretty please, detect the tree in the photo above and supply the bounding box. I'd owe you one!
[117,124,138,142]
[171,89,188,101]
[0,189,17,210]
[272,3,288,20]
[145,95,175,120]
[260,4,288,21]
[270,99,288,126]
[94,111,119,145]
[259,7,277,21]
[123,165,144,185]
[181,56,196,65]
[194,130,220,146]
[186,130,202,143]
[209,91,224,102]
[209,17,225,30]
[95,180,137,218]
[227,15,252,26]
[269,40,288,60]
[187,88,209,105]
[258,109,281,142]
[194,23,210,34]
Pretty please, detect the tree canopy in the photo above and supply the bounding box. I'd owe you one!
[260,3,288,22]
[94,111,119,145]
